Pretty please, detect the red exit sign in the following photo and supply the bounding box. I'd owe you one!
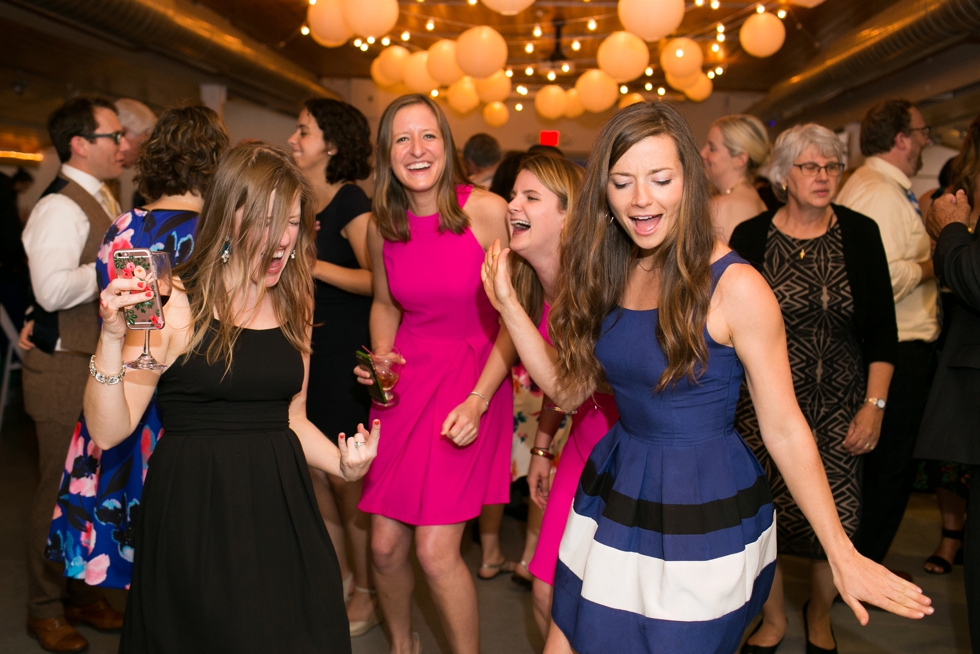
[540,130,560,147]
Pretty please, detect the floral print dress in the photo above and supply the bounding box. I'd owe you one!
[45,208,197,587]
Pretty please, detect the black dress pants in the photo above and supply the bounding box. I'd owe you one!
[854,340,936,564]
[966,465,980,653]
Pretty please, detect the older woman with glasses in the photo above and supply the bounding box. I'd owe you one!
[729,123,898,653]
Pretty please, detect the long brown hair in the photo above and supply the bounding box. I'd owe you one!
[509,154,583,327]
[373,94,470,242]
[551,102,715,394]
[174,142,316,370]
[949,113,980,206]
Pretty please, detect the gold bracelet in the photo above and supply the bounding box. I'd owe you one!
[468,391,490,408]
[89,355,126,385]
[530,447,554,460]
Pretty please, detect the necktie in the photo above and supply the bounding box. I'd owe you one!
[904,187,922,218]
[98,184,121,219]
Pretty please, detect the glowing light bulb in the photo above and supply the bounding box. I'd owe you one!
[425,19,434,30]
[525,66,534,75]
[620,85,628,94]
[657,87,666,96]
[354,38,363,47]
[756,4,765,12]
[561,63,570,73]
[711,43,720,52]
[505,69,514,77]
[716,33,725,42]
[676,48,684,57]
[515,103,523,111]
[367,36,375,44]
[533,24,543,38]
[777,8,786,18]
[707,70,715,79]
[645,66,653,76]
[715,66,724,75]
[309,0,316,4]
[544,71,554,81]
[587,19,597,30]
[401,31,410,41]
[431,89,439,97]
[525,43,534,53]
[644,82,652,91]
[360,43,369,51]
[301,25,310,35]
[516,85,528,95]
[468,0,477,4]
[710,0,720,8]
[695,0,703,5]
[571,40,581,51]
[716,24,724,32]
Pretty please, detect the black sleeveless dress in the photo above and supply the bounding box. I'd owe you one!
[120,327,351,653]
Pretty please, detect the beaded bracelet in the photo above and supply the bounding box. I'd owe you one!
[89,355,126,385]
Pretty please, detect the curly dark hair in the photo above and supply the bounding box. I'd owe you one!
[304,98,372,183]
[133,105,229,202]
[860,99,914,157]
[48,96,117,163]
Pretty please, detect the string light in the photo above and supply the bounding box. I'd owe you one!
[381,36,390,46]
[657,87,666,96]
[301,25,310,35]
[619,85,628,94]
[716,33,725,42]
[505,69,514,77]
[711,43,721,52]
[360,43,369,51]
[716,24,724,32]
[645,66,653,76]
[777,8,787,18]
[367,36,375,44]
[353,38,363,47]
[309,0,316,4]
[533,24,543,38]
[587,19,597,30]
[525,43,534,53]
[571,40,581,51]
[401,31,410,41]
[757,4,765,12]
[694,0,703,5]
[431,89,439,97]
[707,70,715,79]
[715,66,724,75]
[516,85,528,95]
[525,66,534,75]
[710,0,720,8]
[467,0,477,4]
[561,63,571,73]
[547,71,557,81]
[515,103,523,111]
[644,82,653,91]
[425,19,435,30]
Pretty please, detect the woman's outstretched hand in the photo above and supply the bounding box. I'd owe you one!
[338,419,381,481]
[481,239,516,313]
[832,547,933,624]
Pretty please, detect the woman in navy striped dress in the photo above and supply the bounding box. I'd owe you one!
[482,102,932,653]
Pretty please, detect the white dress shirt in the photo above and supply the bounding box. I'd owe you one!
[836,156,940,342]
[21,164,113,314]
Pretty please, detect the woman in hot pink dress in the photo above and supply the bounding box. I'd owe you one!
[357,95,513,654]
[498,155,619,638]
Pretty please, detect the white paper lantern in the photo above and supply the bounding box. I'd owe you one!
[564,88,585,118]
[378,45,411,84]
[739,11,786,58]
[447,76,481,114]
[456,26,508,80]
[483,101,510,127]
[534,85,567,120]
[617,0,685,42]
[665,70,700,90]
[371,57,397,88]
[480,0,535,16]
[684,73,713,102]
[308,0,352,47]
[597,32,650,83]
[574,69,619,113]
[403,51,440,94]
[619,92,645,109]
[427,40,465,87]
[659,37,703,78]
[342,0,398,38]
[474,70,511,103]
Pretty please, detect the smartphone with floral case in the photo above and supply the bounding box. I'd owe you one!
[112,248,169,330]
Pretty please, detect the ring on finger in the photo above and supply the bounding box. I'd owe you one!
[354,441,365,448]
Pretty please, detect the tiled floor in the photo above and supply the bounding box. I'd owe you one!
[0,377,969,653]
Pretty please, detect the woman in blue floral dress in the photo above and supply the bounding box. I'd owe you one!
[45,106,228,587]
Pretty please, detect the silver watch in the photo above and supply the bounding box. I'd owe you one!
[865,397,886,410]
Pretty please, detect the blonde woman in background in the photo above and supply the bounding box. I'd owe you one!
[701,114,772,243]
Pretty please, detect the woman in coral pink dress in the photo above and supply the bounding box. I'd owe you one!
[357,95,513,654]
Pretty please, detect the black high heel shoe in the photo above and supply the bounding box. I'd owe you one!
[739,619,783,654]
[924,527,965,575]
[803,600,837,654]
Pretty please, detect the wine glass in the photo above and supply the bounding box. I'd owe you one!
[115,250,172,371]
[372,348,403,406]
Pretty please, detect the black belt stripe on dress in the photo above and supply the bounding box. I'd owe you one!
[579,459,772,535]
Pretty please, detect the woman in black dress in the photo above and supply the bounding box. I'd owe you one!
[730,123,897,653]
[287,99,378,634]
[84,142,380,653]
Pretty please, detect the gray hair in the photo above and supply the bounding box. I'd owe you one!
[115,98,157,137]
[764,123,846,202]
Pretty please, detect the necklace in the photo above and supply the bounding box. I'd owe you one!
[723,180,750,195]
[795,211,836,260]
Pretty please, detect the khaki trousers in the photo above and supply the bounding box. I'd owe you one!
[23,348,103,619]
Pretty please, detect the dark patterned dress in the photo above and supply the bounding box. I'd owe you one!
[735,221,864,559]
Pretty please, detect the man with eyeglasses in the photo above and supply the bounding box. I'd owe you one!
[837,98,940,577]
[20,95,129,653]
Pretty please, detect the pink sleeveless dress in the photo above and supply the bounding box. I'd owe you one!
[528,303,619,585]
[358,186,513,525]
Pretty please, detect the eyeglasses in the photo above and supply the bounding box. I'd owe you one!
[792,162,846,177]
[83,131,124,145]
[908,126,931,138]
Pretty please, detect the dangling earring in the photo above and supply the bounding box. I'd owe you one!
[220,237,231,264]
[607,212,614,225]
[290,250,296,260]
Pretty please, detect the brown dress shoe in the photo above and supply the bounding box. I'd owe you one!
[65,599,124,632]
[26,615,89,653]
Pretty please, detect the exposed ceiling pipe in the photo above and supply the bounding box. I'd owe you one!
[14,0,336,112]
[749,0,980,125]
